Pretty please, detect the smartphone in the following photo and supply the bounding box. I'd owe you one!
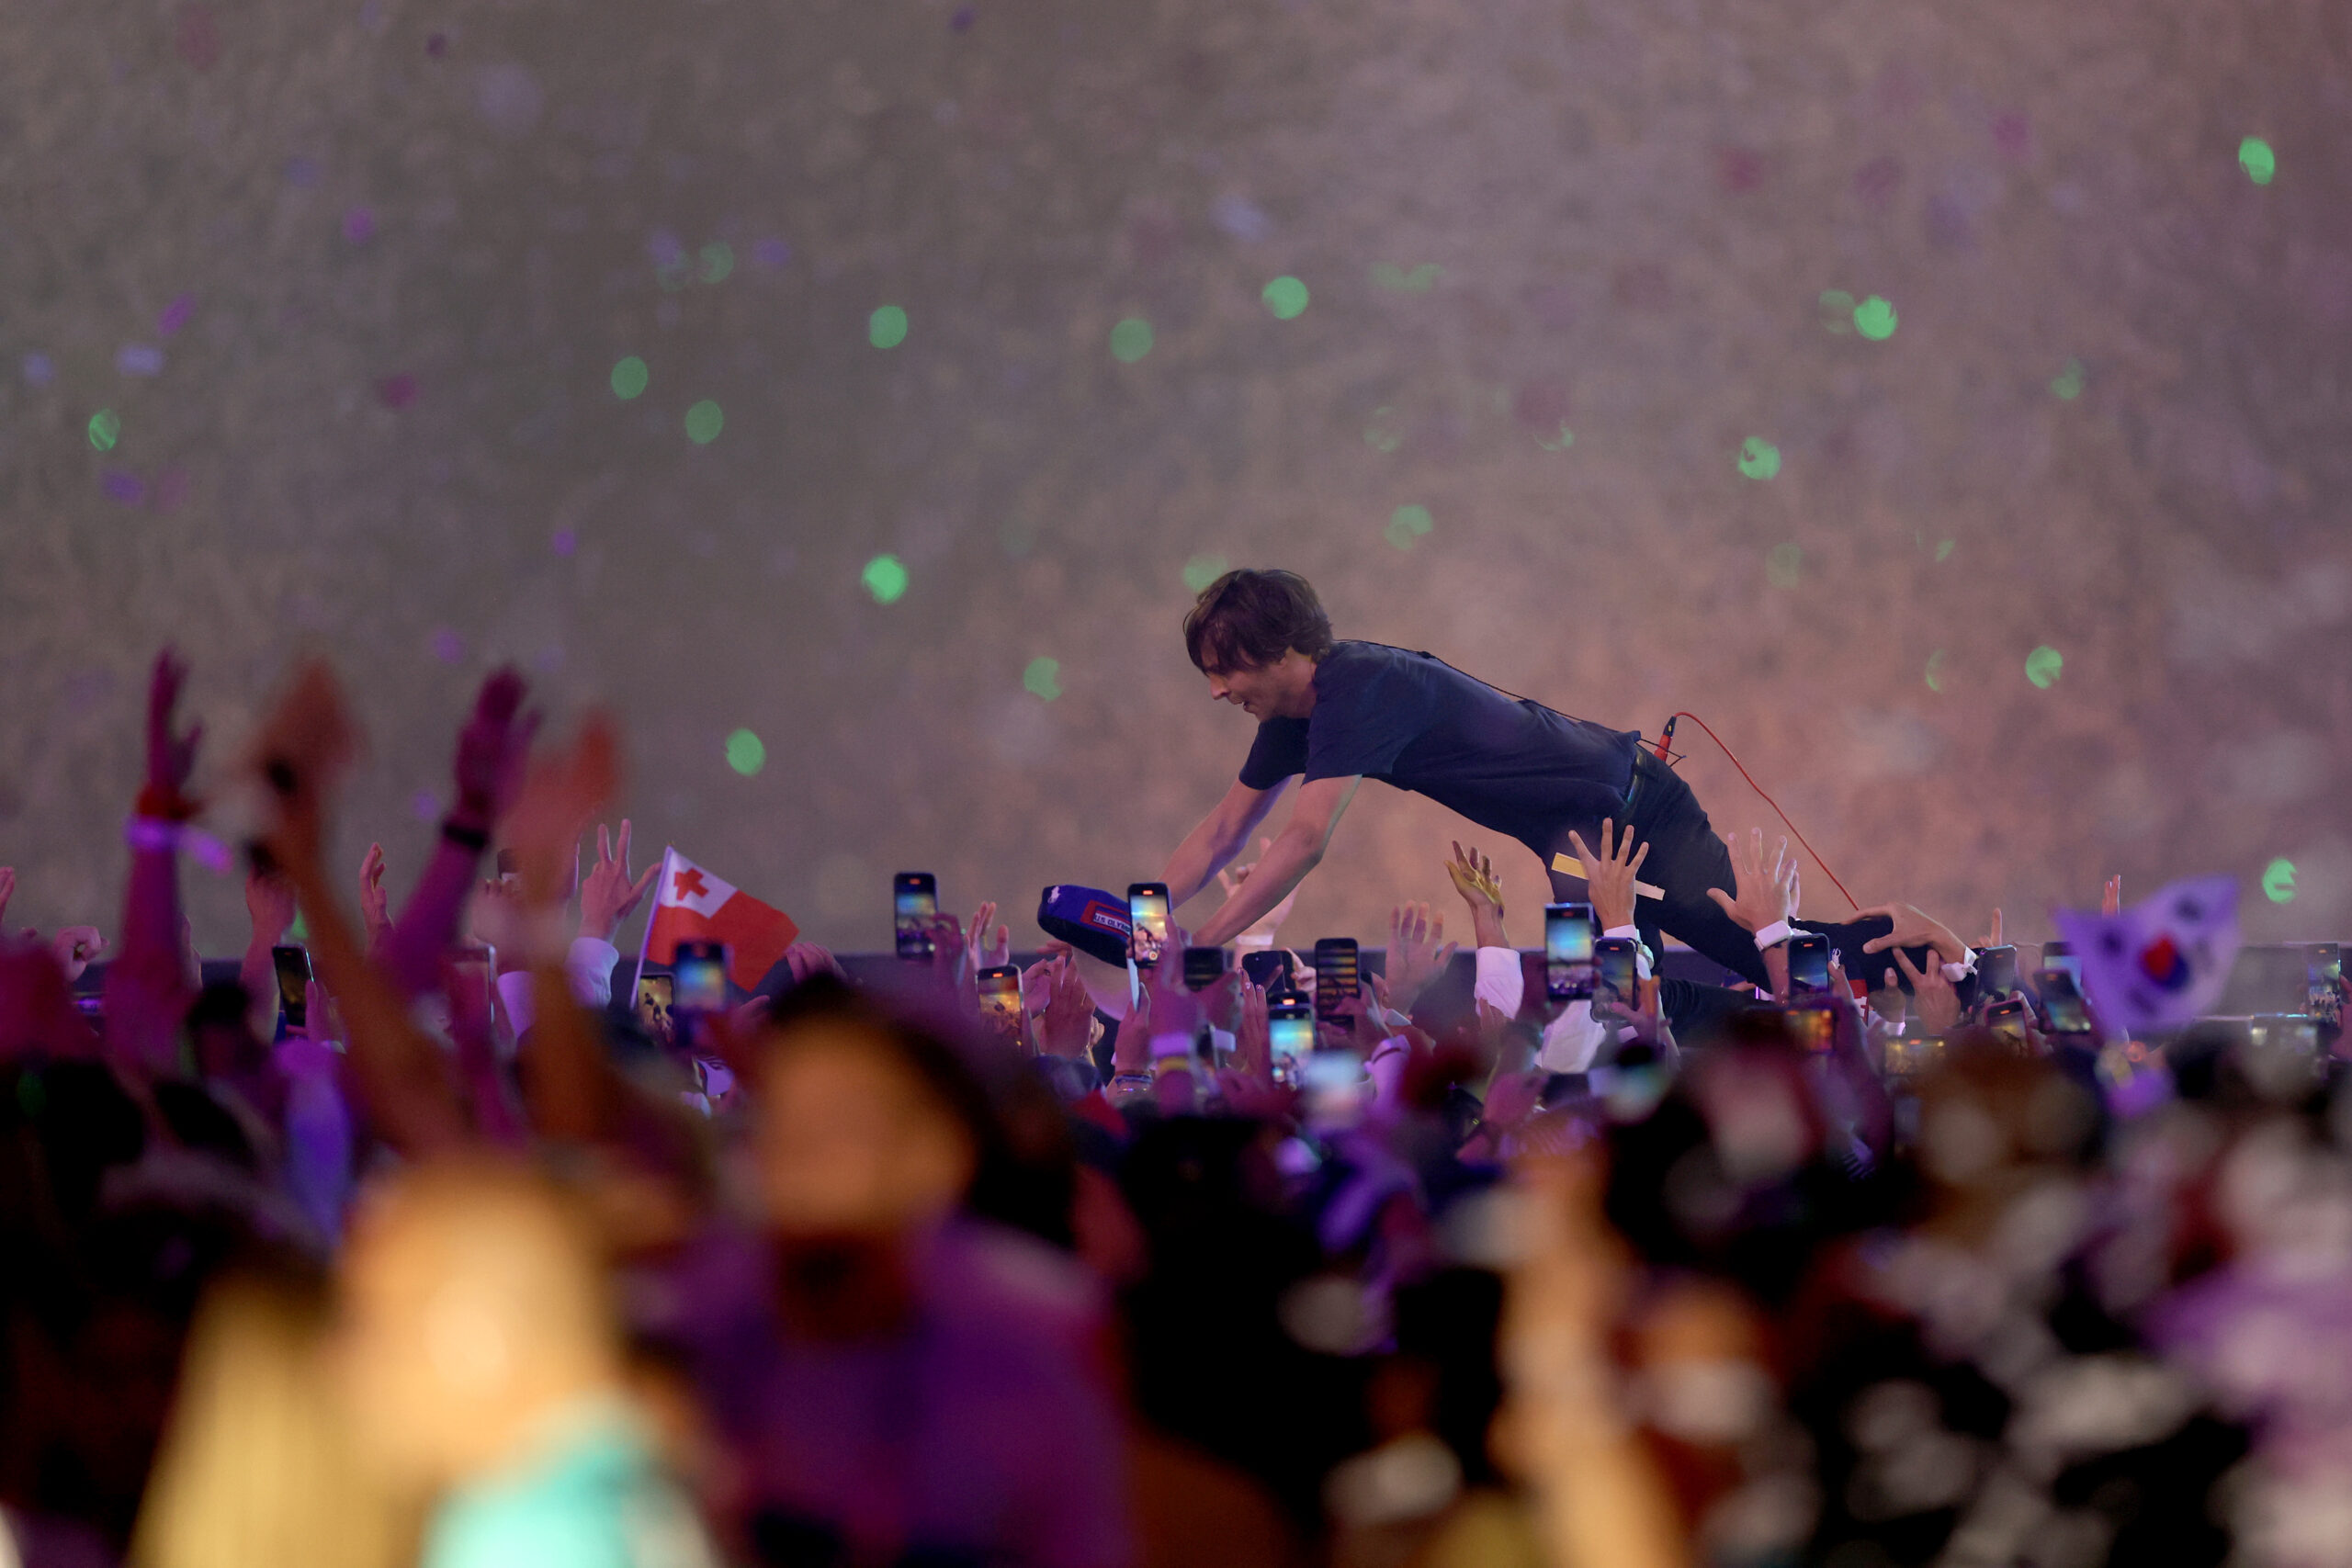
[978,964,1023,1046]
[2041,940,2080,987]
[1127,883,1171,969]
[1786,1005,1836,1055]
[1984,995,2030,1047]
[2308,943,2343,1021]
[2250,1013,2322,1057]
[1785,931,1831,998]
[1593,937,1637,1007]
[270,944,312,1031]
[1241,949,1294,993]
[636,975,675,1043]
[1544,903,1595,1000]
[1182,946,1227,992]
[1269,998,1315,1075]
[1303,1046,1368,1131]
[1976,944,2019,1000]
[673,939,729,1013]
[2032,968,2094,1036]
[894,873,938,960]
[1313,938,1359,1021]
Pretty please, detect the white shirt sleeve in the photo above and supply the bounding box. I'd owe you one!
[1474,947,1524,1018]
[1537,1002,1611,1074]
[497,937,623,1039]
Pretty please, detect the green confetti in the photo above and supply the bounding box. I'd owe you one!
[863,555,909,604]
[87,409,120,451]
[1110,317,1155,362]
[1182,554,1229,593]
[2051,358,2085,400]
[610,356,649,400]
[1261,276,1309,319]
[699,243,734,284]
[1385,503,1434,550]
[1363,406,1404,453]
[1023,657,1063,701]
[1767,543,1803,589]
[869,305,909,349]
[1817,289,1856,333]
[1925,649,1947,693]
[725,728,766,776]
[1934,538,1956,562]
[684,400,724,445]
[2025,645,2064,688]
[1535,423,1574,452]
[2239,137,2276,186]
[1736,436,1781,480]
[2261,857,2297,904]
[1853,295,1898,340]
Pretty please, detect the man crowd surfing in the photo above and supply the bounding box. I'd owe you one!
[1,572,2347,1568]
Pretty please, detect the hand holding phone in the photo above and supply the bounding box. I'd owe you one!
[271,944,313,1031]
[1182,945,1227,992]
[1312,938,1359,1022]
[1128,883,1171,969]
[1784,932,1831,998]
[1544,904,1594,1000]
[978,964,1023,1049]
[895,873,939,960]
[1593,936,1637,1007]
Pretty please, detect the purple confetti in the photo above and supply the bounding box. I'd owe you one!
[117,344,165,377]
[376,373,417,409]
[343,206,376,243]
[22,354,53,387]
[1716,145,1766,194]
[950,5,974,29]
[430,628,466,664]
[287,155,322,187]
[425,31,448,57]
[551,526,577,557]
[647,229,686,269]
[1855,154,1904,209]
[157,293,197,336]
[411,789,442,823]
[102,470,149,505]
[753,237,791,268]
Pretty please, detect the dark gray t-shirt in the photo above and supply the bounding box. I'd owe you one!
[1238,641,1640,857]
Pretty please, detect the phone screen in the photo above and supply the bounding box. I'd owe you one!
[2309,943,2343,1021]
[1241,949,1293,992]
[2041,940,2080,987]
[1786,1005,1836,1054]
[271,945,312,1030]
[1269,1004,1314,1069]
[2033,969,2093,1034]
[1313,939,1359,1021]
[895,874,938,960]
[1127,884,1170,968]
[1302,1047,1366,1130]
[1182,946,1227,992]
[1544,904,1594,1000]
[1976,944,2018,999]
[978,965,1023,1045]
[1786,933,1830,997]
[637,975,675,1042]
[1985,997,2030,1045]
[673,940,729,1012]
[1594,937,1637,1006]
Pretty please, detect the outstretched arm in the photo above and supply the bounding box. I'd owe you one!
[1187,774,1359,948]
[1163,775,1287,908]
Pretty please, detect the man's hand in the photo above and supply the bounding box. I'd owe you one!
[1215,839,1301,945]
[51,928,107,983]
[963,901,1011,976]
[501,713,619,907]
[449,669,538,832]
[1890,946,1962,1034]
[1857,902,1969,965]
[245,866,297,945]
[579,819,658,943]
[358,843,391,951]
[1705,829,1800,935]
[1447,841,1510,950]
[1982,908,2004,950]
[1385,902,1456,1014]
[1564,819,1649,934]
[1034,956,1097,1060]
[145,648,203,800]
[248,660,360,874]
[783,942,845,987]
[1232,979,1271,1080]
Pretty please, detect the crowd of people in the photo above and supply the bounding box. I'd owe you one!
[2,648,2347,1568]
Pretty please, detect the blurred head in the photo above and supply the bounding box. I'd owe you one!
[334,1158,619,1489]
[1183,569,1330,720]
[753,985,986,1243]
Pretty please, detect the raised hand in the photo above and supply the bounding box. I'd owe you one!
[1982,908,2004,950]
[783,942,845,987]
[1564,819,1650,934]
[1705,829,1800,934]
[248,660,361,874]
[245,865,297,945]
[143,648,203,805]
[1857,901,1969,964]
[1034,956,1097,1060]
[0,867,14,927]
[1232,978,1271,1080]
[501,713,620,907]
[963,900,1011,975]
[449,669,538,833]
[2102,876,2122,918]
[1889,945,1962,1034]
[579,819,659,943]
[51,927,107,982]
[1447,841,1510,949]
[1385,901,1457,1014]
[1216,838,1301,944]
[358,843,391,951]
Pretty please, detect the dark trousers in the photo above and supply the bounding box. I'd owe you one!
[1543,750,1914,991]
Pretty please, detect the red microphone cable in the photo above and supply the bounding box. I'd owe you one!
[1653,710,1860,912]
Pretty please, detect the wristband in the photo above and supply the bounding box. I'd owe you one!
[1752,919,1793,951]
[440,818,491,852]
[1941,947,1977,984]
[124,816,234,872]
[1111,1072,1156,1093]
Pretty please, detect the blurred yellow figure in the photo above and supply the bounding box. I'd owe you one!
[129,1260,414,1568]
[334,1156,717,1568]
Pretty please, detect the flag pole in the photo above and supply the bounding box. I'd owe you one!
[630,847,672,1012]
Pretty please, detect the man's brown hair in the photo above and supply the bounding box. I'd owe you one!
[1182,569,1335,673]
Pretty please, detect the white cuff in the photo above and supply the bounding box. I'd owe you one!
[1474,947,1525,1019]
[1537,1001,1609,1074]
[1752,919,1793,951]
[499,937,623,1039]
